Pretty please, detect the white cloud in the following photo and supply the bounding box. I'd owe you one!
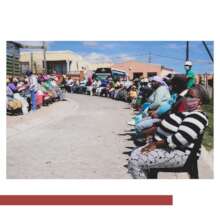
[101,43,116,49]
[81,41,98,47]
[84,52,113,64]
[193,59,212,64]
[167,43,179,49]
[166,43,185,50]
[83,52,138,64]
[82,41,116,50]
[114,53,136,63]
[83,52,136,64]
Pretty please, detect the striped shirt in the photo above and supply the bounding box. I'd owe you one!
[154,111,208,155]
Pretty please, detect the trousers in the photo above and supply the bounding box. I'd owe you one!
[128,146,189,179]
[31,90,37,111]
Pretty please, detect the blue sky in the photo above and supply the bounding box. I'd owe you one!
[20,41,214,73]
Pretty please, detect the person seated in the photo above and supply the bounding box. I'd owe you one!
[58,75,67,92]
[65,76,74,93]
[128,85,209,179]
[70,80,80,93]
[7,98,23,115]
[50,77,65,101]
[107,81,115,98]
[96,79,108,96]
[113,80,121,99]
[40,80,54,105]
[128,76,170,126]
[90,79,98,95]
[117,84,129,101]
[114,83,125,100]
[78,79,87,94]
[124,79,133,91]
[14,81,29,114]
[134,76,188,137]
[44,78,58,101]
[7,78,28,115]
[7,79,19,115]
[145,76,171,110]
[139,81,153,102]
[131,91,143,111]
[128,85,137,103]
[100,84,109,97]
[7,78,14,99]
[7,77,18,93]
[36,88,44,108]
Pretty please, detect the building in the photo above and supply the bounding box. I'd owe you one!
[7,41,22,75]
[88,63,112,71]
[20,50,90,75]
[19,51,175,81]
[112,60,175,80]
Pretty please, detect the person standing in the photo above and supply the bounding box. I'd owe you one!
[26,71,38,111]
[185,60,195,88]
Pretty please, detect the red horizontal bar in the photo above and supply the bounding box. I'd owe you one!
[0,195,173,205]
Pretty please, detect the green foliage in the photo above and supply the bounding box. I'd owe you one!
[202,99,213,151]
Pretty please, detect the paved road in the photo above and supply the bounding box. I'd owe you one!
[7,94,133,179]
[7,93,213,179]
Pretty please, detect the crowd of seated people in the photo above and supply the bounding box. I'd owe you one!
[7,67,211,178]
[7,71,65,115]
[64,73,138,102]
[64,65,209,179]
[126,74,210,179]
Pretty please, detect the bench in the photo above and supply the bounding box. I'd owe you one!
[144,134,203,179]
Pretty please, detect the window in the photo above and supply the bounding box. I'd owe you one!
[133,72,143,79]
[20,62,30,74]
[147,72,157,77]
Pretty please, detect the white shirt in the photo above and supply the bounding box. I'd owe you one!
[29,75,38,92]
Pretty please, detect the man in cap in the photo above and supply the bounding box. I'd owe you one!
[185,60,195,88]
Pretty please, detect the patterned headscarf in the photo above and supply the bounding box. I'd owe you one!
[150,76,169,90]
[189,85,210,104]
[181,85,210,111]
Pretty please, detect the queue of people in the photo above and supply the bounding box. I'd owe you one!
[63,62,210,177]
[7,71,66,115]
[6,61,211,179]
[127,61,210,178]
[64,74,134,101]
[65,61,209,179]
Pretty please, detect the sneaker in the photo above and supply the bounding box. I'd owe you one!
[136,137,146,143]
[128,120,136,126]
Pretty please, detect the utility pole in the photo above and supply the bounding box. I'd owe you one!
[12,54,15,76]
[43,41,47,73]
[186,41,189,61]
[30,52,33,72]
[20,41,48,74]
[148,52,152,63]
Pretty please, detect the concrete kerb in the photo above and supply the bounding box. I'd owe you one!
[201,146,213,171]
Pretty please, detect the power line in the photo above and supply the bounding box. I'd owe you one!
[202,41,214,62]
